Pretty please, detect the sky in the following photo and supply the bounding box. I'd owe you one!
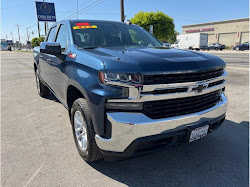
[1,0,249,43]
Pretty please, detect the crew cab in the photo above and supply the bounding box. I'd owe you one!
[33,20,228,162]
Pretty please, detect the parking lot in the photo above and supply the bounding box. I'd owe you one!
[1,51,249,187]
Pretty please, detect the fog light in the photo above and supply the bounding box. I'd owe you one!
[106,102,143,111]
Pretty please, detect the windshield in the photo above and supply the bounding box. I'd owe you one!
[71,21,162,48]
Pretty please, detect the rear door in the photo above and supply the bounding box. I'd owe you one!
[40,26,58,88]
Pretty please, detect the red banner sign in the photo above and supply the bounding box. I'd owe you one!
[186,28,214,33]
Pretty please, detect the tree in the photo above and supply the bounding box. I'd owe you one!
[31,37,39,48]
[38,36,45,44]
[131,11,175,42]
[31,37,45,48]
[169,30,180,44]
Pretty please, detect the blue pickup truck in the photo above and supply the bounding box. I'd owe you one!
[33,20,228,162]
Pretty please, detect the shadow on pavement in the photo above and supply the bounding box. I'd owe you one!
[89,120,249,187]
[45,94,60,103]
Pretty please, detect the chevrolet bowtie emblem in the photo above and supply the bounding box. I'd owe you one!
[191,83,208,93]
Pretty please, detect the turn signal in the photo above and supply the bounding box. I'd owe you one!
[99,72,105,84]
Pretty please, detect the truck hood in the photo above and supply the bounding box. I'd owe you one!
[82,47,226,74]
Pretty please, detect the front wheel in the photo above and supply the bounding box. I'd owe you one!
[71,98,103,162]
[215,48,218,51]
[236,47,240,51]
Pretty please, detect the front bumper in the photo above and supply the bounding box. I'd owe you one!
[95,93,228,153]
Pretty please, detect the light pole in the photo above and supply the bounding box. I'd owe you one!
[15,24,21,49]
[26,27,34,51]
[120,0,125,22]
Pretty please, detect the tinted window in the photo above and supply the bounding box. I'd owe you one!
[47,26,57,42]
[71,22,162,48]
[56,24,68,52]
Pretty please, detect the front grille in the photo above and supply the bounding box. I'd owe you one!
[143,68,224,85]
[143,90,221,119]
[144,87,188,95]
[208,80,225,88]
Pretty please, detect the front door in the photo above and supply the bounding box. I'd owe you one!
[48,24,69,101]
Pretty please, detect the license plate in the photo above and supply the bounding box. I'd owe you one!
[189,125,209,142]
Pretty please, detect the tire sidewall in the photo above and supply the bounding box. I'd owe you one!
[71,100,92,161]
[35,70,41,95]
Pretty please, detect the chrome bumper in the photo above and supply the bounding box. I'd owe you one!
[95,93,228,152]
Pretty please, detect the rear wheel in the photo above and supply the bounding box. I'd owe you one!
[215,48,218,51]
[71,98,103,162]
[236,47,240,51]
[35,70,50,97]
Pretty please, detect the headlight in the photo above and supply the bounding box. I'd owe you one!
[99,72,141,84]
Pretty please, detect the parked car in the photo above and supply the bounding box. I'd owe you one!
[33,20,227,162]
[233,41,249,51]
[162,42,170,48]
[204,43,225,51]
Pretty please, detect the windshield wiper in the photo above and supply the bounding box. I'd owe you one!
[82,45,104,49]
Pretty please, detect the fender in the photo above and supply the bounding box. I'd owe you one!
[65,78,107,136]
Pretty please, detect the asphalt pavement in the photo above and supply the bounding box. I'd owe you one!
[1,51,249,187]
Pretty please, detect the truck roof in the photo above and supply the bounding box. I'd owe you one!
[50,19,129,29]
[69,20,126,24]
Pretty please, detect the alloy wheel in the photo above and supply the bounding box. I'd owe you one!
[74,110,88,151]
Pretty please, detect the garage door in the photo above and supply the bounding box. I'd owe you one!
[207,34,216,44]
[218,33,237,47]
[241,32,249,44]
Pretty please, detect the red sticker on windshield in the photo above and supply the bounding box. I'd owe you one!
[76,22,90,26]
[73,23,98,29]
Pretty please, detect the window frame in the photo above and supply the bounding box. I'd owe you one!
[46,26,58,42]
[55,24,69,53]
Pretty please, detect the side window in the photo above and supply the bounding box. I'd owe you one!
[47,26,57,42]
[129,29,141,43]
[56,24,68,52]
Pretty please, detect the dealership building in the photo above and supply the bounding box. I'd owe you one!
[182,18,249,46]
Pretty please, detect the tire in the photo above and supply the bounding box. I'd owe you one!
[215,48,218,51]
[71,98,103,162]
[35,70,50,97]
[236,47,240,51]
[220,49,223,51]
[207,49,210,51]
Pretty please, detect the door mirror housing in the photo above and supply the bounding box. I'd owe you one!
[40,42,61,55]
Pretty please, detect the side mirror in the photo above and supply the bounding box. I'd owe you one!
[40,42,61,55]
